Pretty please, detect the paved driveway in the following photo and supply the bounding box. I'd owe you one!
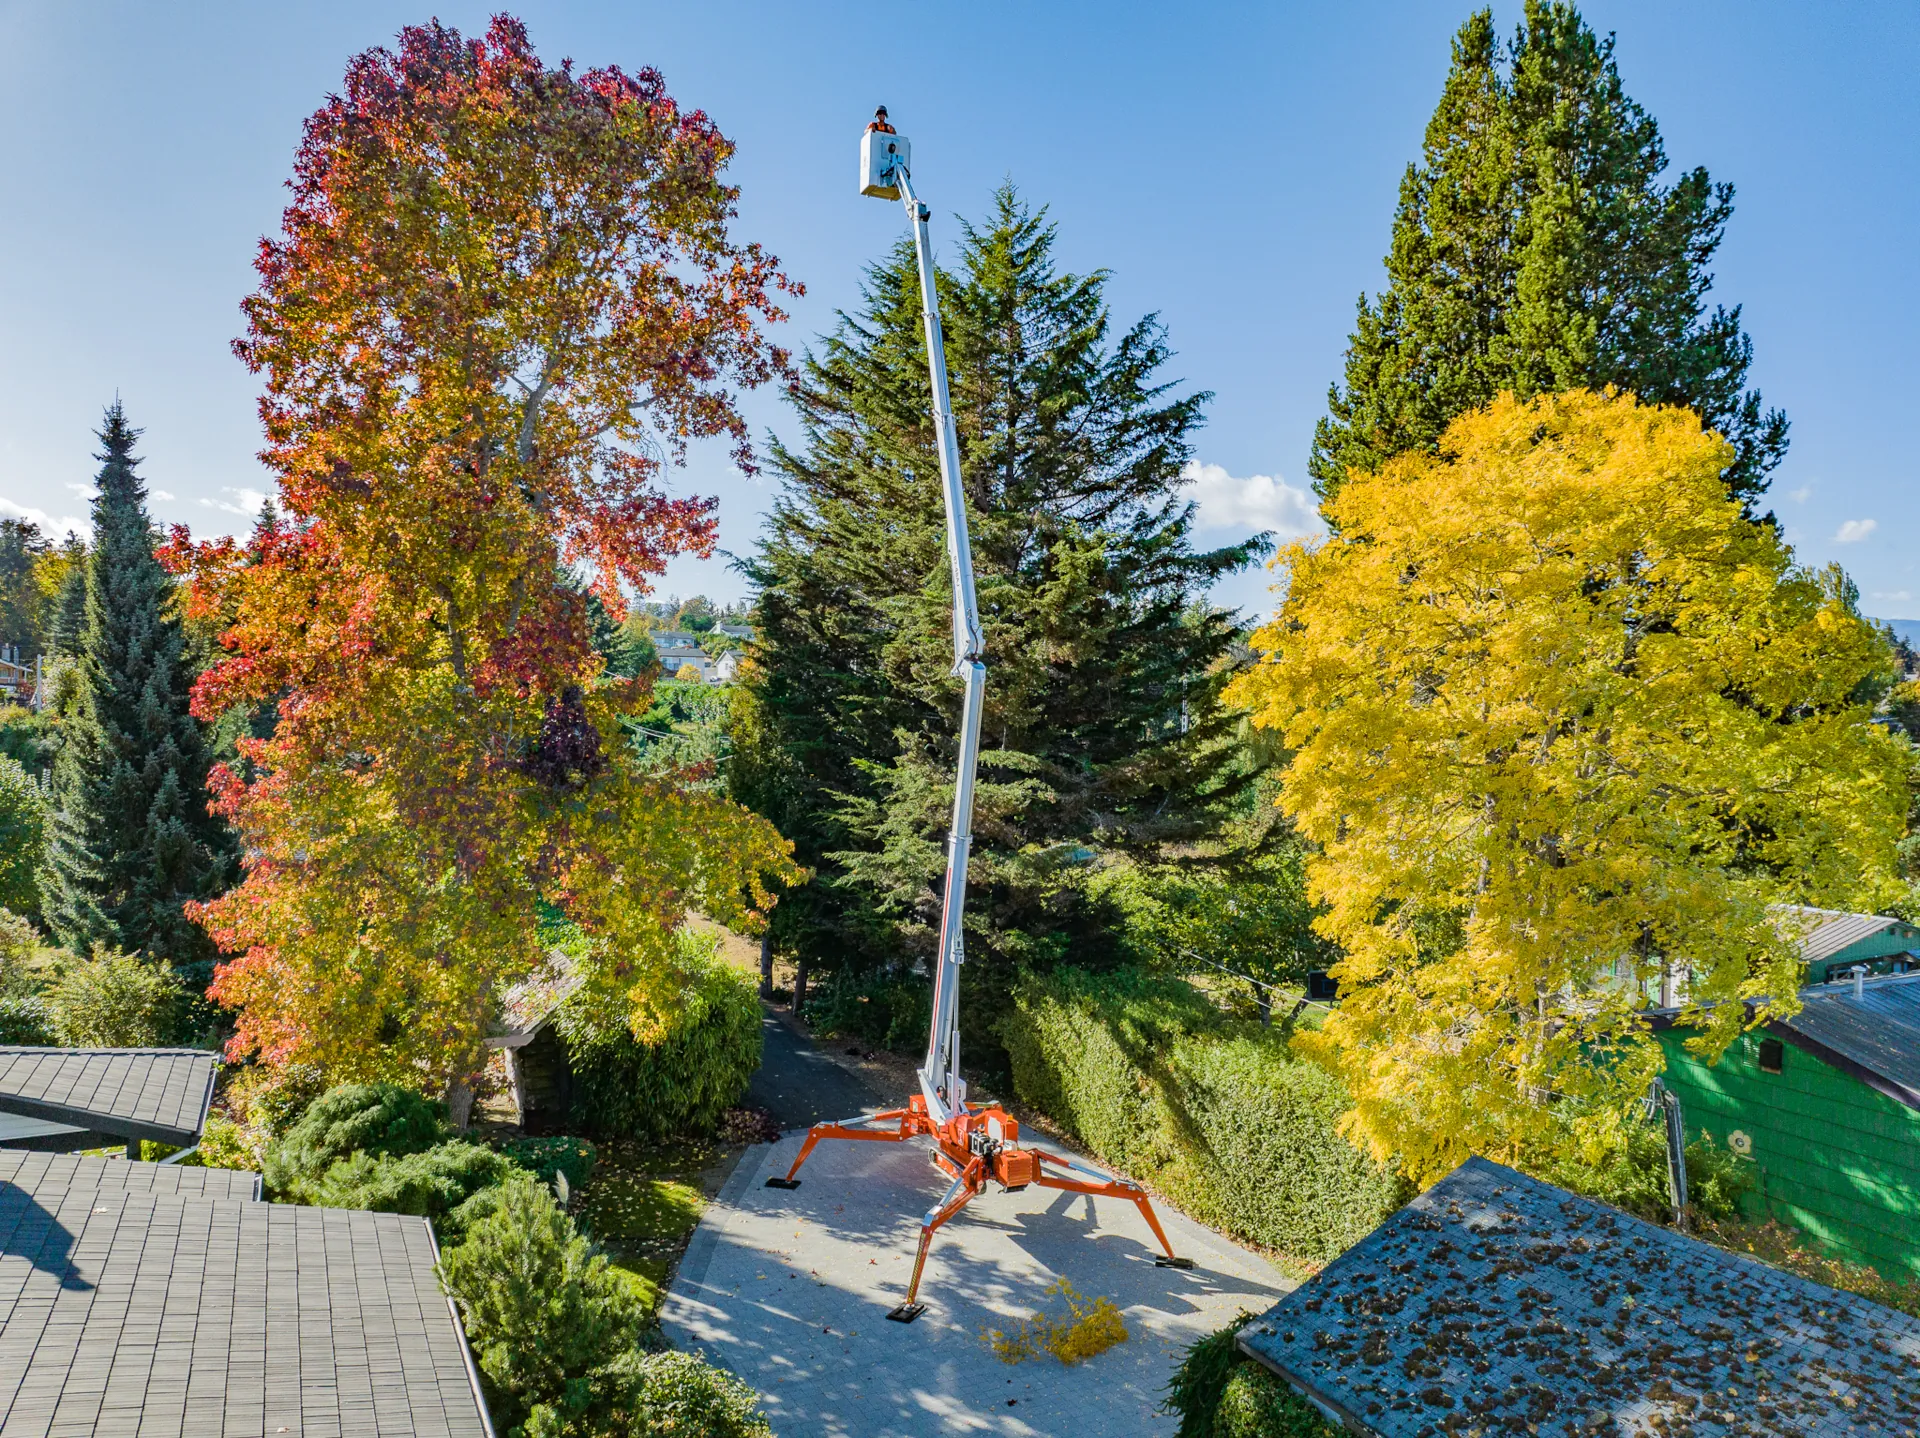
[663,1120,1292,1438]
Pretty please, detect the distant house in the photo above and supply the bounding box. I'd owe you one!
[0,653,34,706]
[1656,971,1920,1280]
[1776,903,1920,984]
[710,649,741,684]
[1236,1157,1920,1436]
[657,643,712,683]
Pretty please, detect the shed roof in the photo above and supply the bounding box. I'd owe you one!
[0,1047,216,1148]
[487,950,582,1049]
[1773,903,1913,965]
[1237,1157,1920,1438]
[1774,972,1920,1109]
[0,1152,492,1437]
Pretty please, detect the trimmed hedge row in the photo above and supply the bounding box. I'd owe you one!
[1000,967,1404,1265]
[556,950,761,1140]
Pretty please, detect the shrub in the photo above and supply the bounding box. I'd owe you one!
[1211,1367,1339,1438]
[439,1172,649,1432]
[498,1135,597,1193]
[228,1062,328,1137]
[44,943,183,1047]
[1001,967,1404,1265]
[0,756,44,916]
[264,1082,449,1199]
[1526,1123,1754,1226]
[178,1113,264,1173]
[0,906,40,996]
[309,1141,518,1241]
[1167,1315,1339,1438]
[558,938,761,1139]
[519,1349,772,1438]
[0,996,52,1044]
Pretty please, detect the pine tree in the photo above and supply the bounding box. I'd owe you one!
[39,404,233,993]
[1311,3,1787,513]
[740,187,1264,1059]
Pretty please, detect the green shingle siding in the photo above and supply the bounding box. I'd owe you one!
[1657,1027,1920,1280]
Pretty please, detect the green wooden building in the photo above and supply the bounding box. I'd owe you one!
[1656,971,1920,1280]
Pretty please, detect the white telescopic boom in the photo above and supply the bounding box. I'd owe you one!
[862,128,982,1124]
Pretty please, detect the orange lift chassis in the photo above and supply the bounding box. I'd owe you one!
[764,110,1192,1325]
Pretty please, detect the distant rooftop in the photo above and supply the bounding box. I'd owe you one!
[1773,903,1915,965]
[0,1151,492,1437]
[0,1047,216,1148]
[1774,971,1920,1110]
[1238,1157,1920,1437]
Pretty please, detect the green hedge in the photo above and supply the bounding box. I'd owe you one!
[1000,967,1404,1265]
[1167,1315,1339,1438]
[557,947,761,1140]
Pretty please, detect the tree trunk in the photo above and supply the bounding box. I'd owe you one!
[759,929,775,1000]
[792,953,810,1022]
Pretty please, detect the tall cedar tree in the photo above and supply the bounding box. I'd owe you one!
[741,188,1263,1049]
[1311,2,1787,514]
[40,405,233,988]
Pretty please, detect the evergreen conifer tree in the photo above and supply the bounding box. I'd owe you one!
[1312,2,1787,513]
[45,539,89,656]
[39,404,233,993]
[0,519,48,656]
[740,188,1264,1058]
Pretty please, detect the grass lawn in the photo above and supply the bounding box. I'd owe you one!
[575,1135,732,1313]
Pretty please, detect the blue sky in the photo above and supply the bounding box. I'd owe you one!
[0,1,1914,622]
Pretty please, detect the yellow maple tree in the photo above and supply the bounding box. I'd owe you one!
[1229,389,1908,1181]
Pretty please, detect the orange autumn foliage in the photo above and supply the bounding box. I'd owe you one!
[164,18,803,1101]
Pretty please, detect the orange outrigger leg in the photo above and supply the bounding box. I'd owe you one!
[766,1094,1190,1323]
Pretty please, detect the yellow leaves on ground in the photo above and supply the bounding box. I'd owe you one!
[1228,389,1909,1183]
[987,1279,1129,1365]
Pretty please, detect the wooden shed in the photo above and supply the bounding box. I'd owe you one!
[1656,971,1920,1280]
[487,951,583,1134]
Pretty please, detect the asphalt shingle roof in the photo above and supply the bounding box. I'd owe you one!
[0,1149,261,1203]
[1237,1157,1920,1437]
[0,1152,493,1437]
[1777,973,1920,1108]
[0,1047,217,1148]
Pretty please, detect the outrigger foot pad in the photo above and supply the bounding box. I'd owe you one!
[886,1303,924,1324]
[1155,1255,1195,1270]
[764,1177,801,1190]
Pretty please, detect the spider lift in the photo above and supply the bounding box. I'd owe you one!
[761,113,1192,1325]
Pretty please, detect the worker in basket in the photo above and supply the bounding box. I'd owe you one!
[866,105,895,135]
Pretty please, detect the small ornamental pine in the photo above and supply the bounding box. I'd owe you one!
[438,1172,648,1432]
[37,403,233,991]
[1312,3,1787,514]
[306,1141,517,1240]
[264,1081,451,1198]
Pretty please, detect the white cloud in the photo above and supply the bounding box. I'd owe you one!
[1873,590,1912,603]
[0,494,90,537]
[1834,518,1878,544]
[151,488,176,501]
[198,486,270,518]
[1788,485,1812,503]
[1179,462,1322,540]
